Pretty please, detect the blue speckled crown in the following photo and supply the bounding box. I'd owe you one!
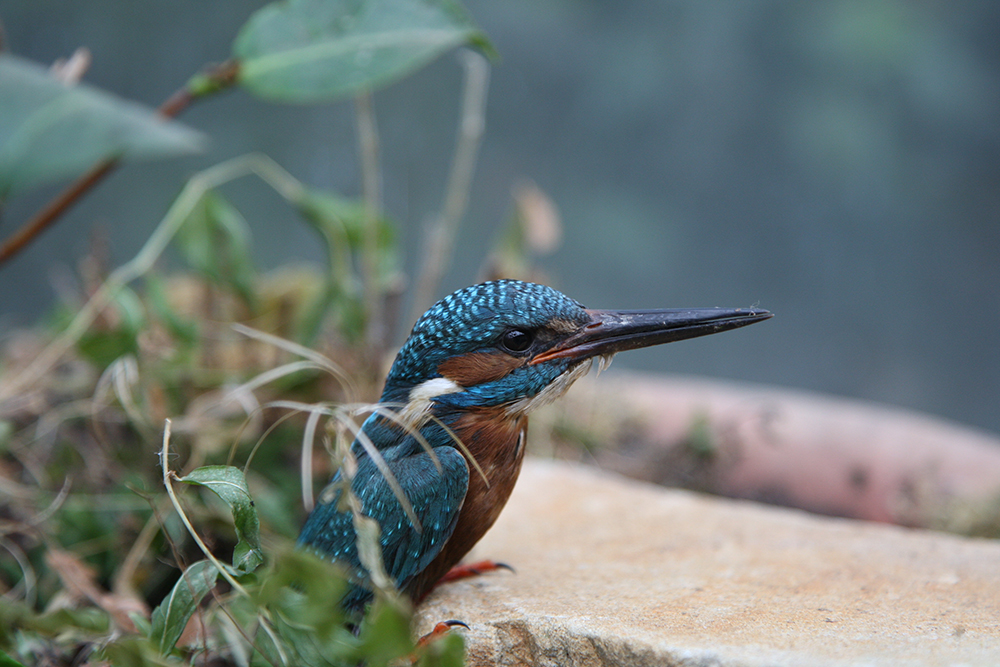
[385,280,587,391]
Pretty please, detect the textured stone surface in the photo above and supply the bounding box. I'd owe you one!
[415,459,1000,666]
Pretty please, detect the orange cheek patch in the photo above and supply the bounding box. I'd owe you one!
[438,351,525,387]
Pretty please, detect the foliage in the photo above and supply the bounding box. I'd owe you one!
[0,0,515,664]
[234,0,493,102]
[0,55,203,201]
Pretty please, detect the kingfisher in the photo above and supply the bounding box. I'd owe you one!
[299,279,771,612]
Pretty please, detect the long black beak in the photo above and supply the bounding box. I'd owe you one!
[531,307,772,365]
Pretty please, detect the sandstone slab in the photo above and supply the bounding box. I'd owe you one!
[415,459,1000,666]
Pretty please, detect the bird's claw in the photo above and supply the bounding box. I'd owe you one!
[398,619,467,665]
[439,559,515,584]
[416,619,469,648]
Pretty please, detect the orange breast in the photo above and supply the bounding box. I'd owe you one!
[405,406,527,600]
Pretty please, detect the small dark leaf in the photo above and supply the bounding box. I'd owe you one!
[149,560,219,655]
[234,0,493,103]
[144,273,199,346]
[75,285,146,369]
[298,189,396,252]
[179,466,264,573]
[0,54,204,200]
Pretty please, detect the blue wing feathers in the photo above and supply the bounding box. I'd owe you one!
[298,441,469,612]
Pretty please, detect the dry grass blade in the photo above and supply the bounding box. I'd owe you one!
[300,408,324,512]
[226,360,331,396]
[369,405,490,488]
[0,537,37,607]
[330,406,420,532]
[430,414,490,487]
[369,404,440,472]
[261,399,421,531]
[231,322,357,400]
[46,547,148,632]
[409,49,491,323]
[93,355,152,436]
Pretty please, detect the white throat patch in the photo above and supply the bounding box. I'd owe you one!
[398,377,463,430]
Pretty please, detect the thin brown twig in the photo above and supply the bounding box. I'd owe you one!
[0,60,238,267]
[0,161,117,264]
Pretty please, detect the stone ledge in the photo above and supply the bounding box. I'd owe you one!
[415,459,1000,666]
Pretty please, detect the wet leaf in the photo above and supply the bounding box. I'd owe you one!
[179,466,264,573]
[0,54,203,200]
[234,0,493,102]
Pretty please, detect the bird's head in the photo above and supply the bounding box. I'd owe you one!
[382,280,770,427]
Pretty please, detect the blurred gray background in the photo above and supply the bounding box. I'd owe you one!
[2,1,999,435]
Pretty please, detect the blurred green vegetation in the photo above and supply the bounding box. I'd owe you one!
[0,1,507,664]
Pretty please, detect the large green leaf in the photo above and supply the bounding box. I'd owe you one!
[179,466,264,574]
[234,0,492,102]
[148,560,220,655]
[0,55,204,200]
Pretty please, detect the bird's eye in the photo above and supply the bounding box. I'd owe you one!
[500,329,533,353]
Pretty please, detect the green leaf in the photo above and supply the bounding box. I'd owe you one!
[179,466,265,573]
[174,190,258,308]
[100,635,178,666]
[75,285,146,369]
[355,599,415,665]
[145,273,200,346]
[298,189,396,253]
[149,560,219,655]
[252,549,355,664]
[0,650,27,667]
[1,603,110,636]
[295,188,400,343]
[0,54,204,200]
[253,548,348,629]
[417,631,465,667]
[234,0,492,103]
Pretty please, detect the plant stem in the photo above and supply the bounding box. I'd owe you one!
[0,161,117,264]
[354,91,385,362]
[159,419,249,598]
[408,50,490,327]
[0,60,238,267]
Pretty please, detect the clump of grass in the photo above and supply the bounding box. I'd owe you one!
[0,151,468,666]
[0,266,465,665]
[0,4,568,660]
